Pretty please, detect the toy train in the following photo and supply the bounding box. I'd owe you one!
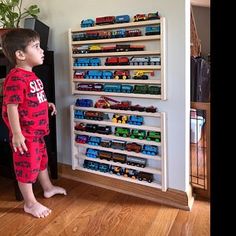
[85,148,146,167]
[80,12,160,28]
[72,29,142,41]
[83,159,153,183]
[72,44,145,54]
[75,132,159,156]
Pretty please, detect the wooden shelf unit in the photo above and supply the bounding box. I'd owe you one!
[69,17,167,191]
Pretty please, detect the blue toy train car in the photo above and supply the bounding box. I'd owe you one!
[75,99,93,107]
[115,15,130,23]
[141,145,159,156]
[81,19,95,28]
[145,25,160,35]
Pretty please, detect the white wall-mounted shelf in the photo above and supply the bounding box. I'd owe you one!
[69,17,167,191]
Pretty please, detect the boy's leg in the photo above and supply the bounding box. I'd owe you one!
[38,168,67,198]
[11,138,51,218]
[18,181,51,218]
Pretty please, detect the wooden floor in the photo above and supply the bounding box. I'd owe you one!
[0,176,210,236]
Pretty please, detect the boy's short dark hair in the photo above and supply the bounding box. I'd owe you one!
[1,28,40,65]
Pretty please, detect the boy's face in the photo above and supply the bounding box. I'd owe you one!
[19,39,44,68]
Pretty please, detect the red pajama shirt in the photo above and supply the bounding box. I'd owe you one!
[2,68,49,183]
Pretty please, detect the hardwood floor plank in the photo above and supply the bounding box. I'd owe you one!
[112,198,164,236]
[76,193,139,236]
[37,187,117,236]
[0,176,210,235]
[14,178,86,236]
[0,178,78,235]
[191,200,210,236]
[168,200,210,236]
[0,178,22,217]
[60,190,132,235]
[145,206,179,236]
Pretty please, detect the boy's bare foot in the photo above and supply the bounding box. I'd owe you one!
[44,186,67,198]
[24,202,51,218]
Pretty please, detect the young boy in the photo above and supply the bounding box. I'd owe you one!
[1,28,66,218]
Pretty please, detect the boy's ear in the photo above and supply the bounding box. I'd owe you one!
[15,50,25,60]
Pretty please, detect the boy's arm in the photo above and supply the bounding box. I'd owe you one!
[7,104,28,154]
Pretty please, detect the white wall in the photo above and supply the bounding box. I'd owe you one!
[23,0,190,192]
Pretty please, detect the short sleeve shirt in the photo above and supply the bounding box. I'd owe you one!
[2,68,49,137]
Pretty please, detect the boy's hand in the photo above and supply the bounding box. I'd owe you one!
[48,102,57,116]
[12,132,28,154]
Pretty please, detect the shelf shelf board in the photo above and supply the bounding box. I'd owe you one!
[73,90,161,99]
[78,154,161,174]
[75,143,161,160]
[74,118,161,132]
[74,130,161,146]
[71,35,160,45]
[74,165,162,189]
[73,65,161,70]
[74,106,161,118]
[72,50,161,58]
[71,19,161,32]
[73,79,161,84]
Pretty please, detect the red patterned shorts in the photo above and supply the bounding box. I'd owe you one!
[11,136,48,183]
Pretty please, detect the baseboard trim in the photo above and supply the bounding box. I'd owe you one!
[58,163,194,210]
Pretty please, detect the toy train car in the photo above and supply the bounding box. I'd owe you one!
[142,145,159,156]
[81,19,95,28]
[126,156,146,168]
[77,83,103,91]
[105,57,129,66]
[137,172,153,183]
[86,148,99,158]
[75,99,93,107]
[111,140,126,150]
[145,25,160,35]
[115,15,130,23]
[84,111,109,121]
[125,142,142,153]
[96,16,115,25]
[99,150,112,161]
[147,12,160,20]
[88,136,101,146]
[75,135,89,144]
[112,153,126,164]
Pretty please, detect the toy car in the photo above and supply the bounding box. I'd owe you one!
[94,98,110,108]
[96,16,115,25]
[147,12,160,20]
[145,106,157,113]
[137,172,153,183]
[88,136,101,146]
[126,156,146,168]
[145,25,160,35]
[81,19,95,28]
[133,14,146,22]
[125,142,142,153]
[88,45,102,53]
[115,15,130,23]
[113,70,130,80]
